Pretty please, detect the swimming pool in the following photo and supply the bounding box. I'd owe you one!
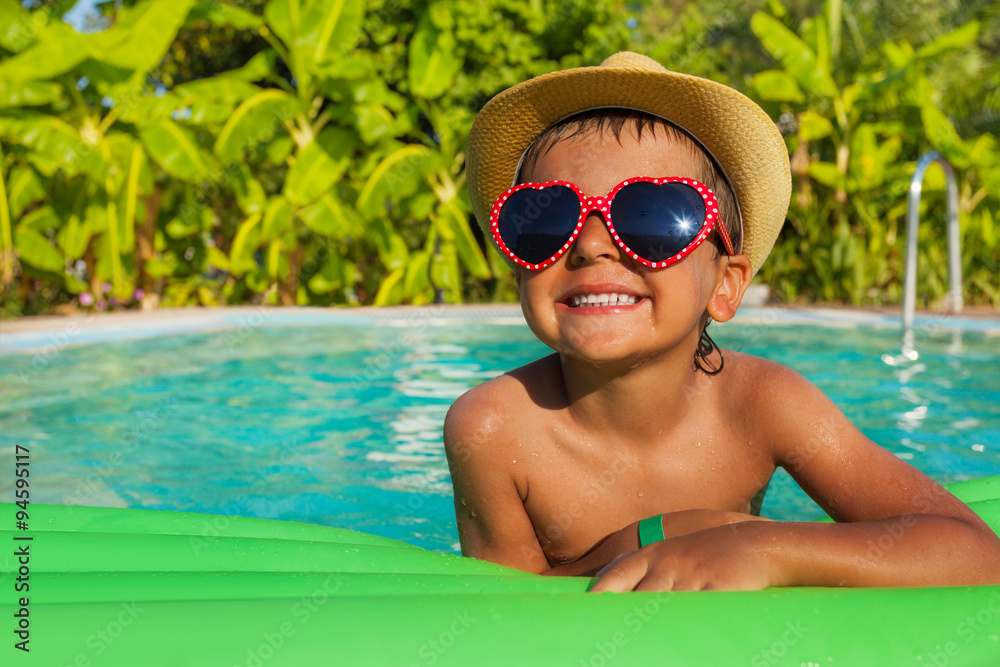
[1,306,998,553]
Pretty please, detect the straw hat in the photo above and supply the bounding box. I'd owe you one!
[466,51,791,276]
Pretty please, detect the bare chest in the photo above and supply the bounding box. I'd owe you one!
[518,427,773,566]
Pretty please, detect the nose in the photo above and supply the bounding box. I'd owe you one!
[568,211,621,266]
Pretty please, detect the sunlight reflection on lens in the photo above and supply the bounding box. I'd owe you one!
[671,213,695,232]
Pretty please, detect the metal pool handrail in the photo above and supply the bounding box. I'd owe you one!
[901,151,962,358]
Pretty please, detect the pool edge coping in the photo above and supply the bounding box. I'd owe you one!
[2,304,999,355]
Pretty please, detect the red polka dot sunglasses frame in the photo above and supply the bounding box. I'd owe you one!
[489,177,735,271]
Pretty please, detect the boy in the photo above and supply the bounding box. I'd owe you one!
[446,52,1000,591]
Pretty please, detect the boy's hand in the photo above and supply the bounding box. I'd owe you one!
[589,523,771,592]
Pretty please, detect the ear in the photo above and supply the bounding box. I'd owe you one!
[706,254,753,323]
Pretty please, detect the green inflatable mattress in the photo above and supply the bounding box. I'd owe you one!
[3,475,999,666]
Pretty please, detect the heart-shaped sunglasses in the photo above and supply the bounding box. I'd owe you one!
[489,177,734,270]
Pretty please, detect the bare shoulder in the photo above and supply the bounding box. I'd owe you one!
[722,350,830,416]
[721,351,841,457]
[444,354,563,468]
[723,350,813,398]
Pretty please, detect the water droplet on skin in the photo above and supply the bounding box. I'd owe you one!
[512,459,517,464]
[470,511,477,518]
[637,489,646,497]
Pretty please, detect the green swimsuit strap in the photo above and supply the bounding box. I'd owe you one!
[638,514,665,547]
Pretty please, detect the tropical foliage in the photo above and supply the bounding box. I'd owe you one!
[748,0,1000,306]
[0,0,997,316]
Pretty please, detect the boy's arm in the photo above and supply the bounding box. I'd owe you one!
[545,510,773,577]
[444,388,550,573]
[592,362,1000,592]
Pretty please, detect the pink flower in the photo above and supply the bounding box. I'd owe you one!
[79,292,94,306]
[134,288,145,300]
[101,282,112,293]
[96,300,107,311]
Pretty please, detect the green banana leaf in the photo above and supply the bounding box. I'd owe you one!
[139,120,216,182]
[373,266,406,305]
[752,70,806,103]
[296,192,359,238]
[355,144,431,220]
[436,199,491,280]
[260,196,294,241]
[283,127,356,206]
[185,1,264,30]
[750,12,838,98]
[19,205,60,231]
[298,0,365,68]
[408,14,462,100]
[229,213,263,277]
[797,110,833,141]
[14,224,63,272]
[0,80,62,108]
[231,164,267,216]
[5,165,44,218]
[0,115,106,180]
[214,90,301,164]
[88,0,197,74]
[0,20,88,82]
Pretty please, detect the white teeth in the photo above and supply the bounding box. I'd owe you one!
[570,293,639,307]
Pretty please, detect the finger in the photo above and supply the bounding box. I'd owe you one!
[589,555,648,593]
[633,564,685,592]
[634,574,678,592]
[595,553,629,578]
[655,576,697,592]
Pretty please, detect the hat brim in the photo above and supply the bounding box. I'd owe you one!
[466,62,791,276]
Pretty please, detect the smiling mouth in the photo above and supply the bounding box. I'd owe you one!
[568,293,640,308]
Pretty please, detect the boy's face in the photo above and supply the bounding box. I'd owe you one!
[515,124,749,367]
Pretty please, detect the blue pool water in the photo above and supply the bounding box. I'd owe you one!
[1,308,998,553]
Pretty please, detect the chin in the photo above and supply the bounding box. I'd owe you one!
[553,333,646,365]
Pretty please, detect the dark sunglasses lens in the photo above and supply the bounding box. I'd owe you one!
[610,182,707,263]
[497,185,579,265]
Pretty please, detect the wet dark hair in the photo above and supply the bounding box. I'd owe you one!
[520,108,735,376]
[694,324,724,375]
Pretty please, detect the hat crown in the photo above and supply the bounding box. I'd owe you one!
[599,51,666,72]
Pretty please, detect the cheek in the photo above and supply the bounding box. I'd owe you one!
[513,266,525,290]
[517,274,551,328]
[685,248,723,300]
[648,260,715,315]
